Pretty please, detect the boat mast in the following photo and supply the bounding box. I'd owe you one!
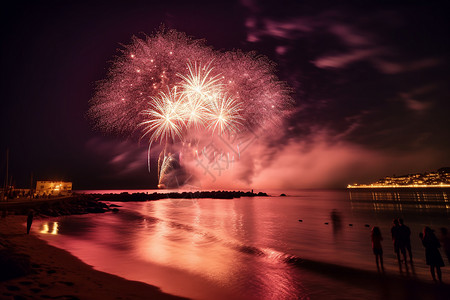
[4,149,8,201]
[30,172,33,199]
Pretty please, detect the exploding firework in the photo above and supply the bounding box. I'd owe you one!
[177,61,224,105]
[89,28,292,187]
[139,87,186,144]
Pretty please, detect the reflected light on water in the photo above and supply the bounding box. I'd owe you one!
[40,222,59,235]
[131,200,305,299]
[349,189,450,214]
[34,191,450,299]
[136,201,239,284]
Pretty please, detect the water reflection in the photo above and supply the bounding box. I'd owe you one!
[34,192,450,300]
[349,189,450,215]
[36,200,311,299]
[40,222,59,234]
[134,200,304,299]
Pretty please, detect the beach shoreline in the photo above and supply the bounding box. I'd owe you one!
[0,214,187,300]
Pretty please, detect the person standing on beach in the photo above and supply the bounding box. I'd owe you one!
[26,210,34,234]
[439,227,450,264]
[391,219,407,264]
[419,226,444,283]
[398,218,413,263]
[371,226,384,271]
[330,209,342,234]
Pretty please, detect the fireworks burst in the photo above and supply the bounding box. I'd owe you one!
[139,88,186,144]
[206,93,244,135]
[88,28,292,187]
[177,61,223,104]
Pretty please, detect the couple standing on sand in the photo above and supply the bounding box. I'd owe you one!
[371,218,445,283]
[369,218,412,273]
[391,218,413,264]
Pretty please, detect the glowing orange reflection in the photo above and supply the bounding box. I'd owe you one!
[40,222,59,235]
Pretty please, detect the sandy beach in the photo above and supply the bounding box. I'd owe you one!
[0,214,186,300]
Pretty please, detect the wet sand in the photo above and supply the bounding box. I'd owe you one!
[0,215,186,300]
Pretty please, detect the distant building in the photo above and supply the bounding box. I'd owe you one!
[36,181,72,196]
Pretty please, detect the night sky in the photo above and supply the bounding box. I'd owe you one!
[1,0,449,190]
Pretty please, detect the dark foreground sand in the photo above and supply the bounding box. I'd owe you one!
[0,215,186,300]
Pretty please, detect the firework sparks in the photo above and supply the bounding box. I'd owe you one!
[206,93,244,135]
[177,61,223,104]
[139,88,186,144]
[88,28,292,187]
[158,152,176,188]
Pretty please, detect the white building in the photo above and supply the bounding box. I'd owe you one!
[36,181,72,196]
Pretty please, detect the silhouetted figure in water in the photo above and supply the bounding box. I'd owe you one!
[398,218,413,263]
[420,227,444,283]
[330,209,342,234]
[391,218,407,264]
[26,210,34,234]
[371,226,384,271]
[439,227,450,264]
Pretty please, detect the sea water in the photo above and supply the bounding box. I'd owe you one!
[35,189,450,299]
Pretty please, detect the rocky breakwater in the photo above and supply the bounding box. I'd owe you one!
[1,194,114,218]
[93,190,269,202]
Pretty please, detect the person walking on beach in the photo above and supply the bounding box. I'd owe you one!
[391,219,407,264]
[439,227,450,264]
[330,209,342,234]
[26,210,34,234]
[371,226,384,271]
[419,226,444,283]
[398,218,413,263]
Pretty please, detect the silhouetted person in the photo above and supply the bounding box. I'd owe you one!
[419,227,444,283]
[330,209,342,234]
[391,218,407,264]
[371,226,384,271]
[440,227,450,264]
[26,210,34,234]
[398,218,413,263]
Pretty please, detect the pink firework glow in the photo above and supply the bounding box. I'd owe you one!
[89,29,292,187]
